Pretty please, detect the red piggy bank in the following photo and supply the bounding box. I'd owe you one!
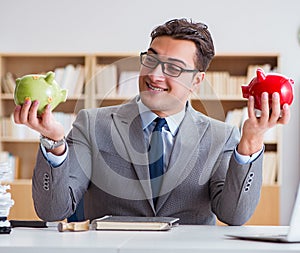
[241,68,294,110]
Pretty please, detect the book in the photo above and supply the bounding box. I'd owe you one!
[225,107,278,143]
[246,64,271,82]
[61,64,76,91]
[95,64,118,98]
[117,71,140,98]
[262,151,277,185]
[3,72,16,93]
[53,64,85,96]
[225,107,246,131]
[73,65,85,96]
[54,67,65,86]
[91,215,179,231]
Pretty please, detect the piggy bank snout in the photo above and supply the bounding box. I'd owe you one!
[241,86,250,98]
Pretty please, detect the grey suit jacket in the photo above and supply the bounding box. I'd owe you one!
[32,97,263,225]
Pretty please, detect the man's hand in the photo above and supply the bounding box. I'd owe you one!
[238,92,290,156]
[14,98,65,155]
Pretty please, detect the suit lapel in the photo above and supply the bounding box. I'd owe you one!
[111,99,210,214]
[111,99,155,212]
[155,107,209,213]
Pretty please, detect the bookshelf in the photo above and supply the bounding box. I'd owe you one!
[90,54,140,108]
[0,52,281,224]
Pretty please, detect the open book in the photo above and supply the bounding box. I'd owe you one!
[91,215,179,231]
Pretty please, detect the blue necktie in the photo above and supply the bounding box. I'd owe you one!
[149,118,166,207]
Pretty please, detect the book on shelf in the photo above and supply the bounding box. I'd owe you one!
[0,115,40,140]
[225,107,277,142]
[246,64,272,82]
[1,64,85,96]
[117,71,140,98]
[225,107,248,132]
[54,67,65,86]
[1,72,16,94]
[262,151,277,185]
[58,64,85,96]
[197,71,246,97]
[91,215,179,231]
[228,75,246,97]
[194,63,276,98]
[73,65,85,96]
[0,113,75,140]
[95,64,118,98]
[52,112,76,136]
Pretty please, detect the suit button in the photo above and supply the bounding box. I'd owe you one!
[43,183,49,191]
[43,173,50,190]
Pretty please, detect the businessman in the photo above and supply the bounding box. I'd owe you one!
[14,18,290,225]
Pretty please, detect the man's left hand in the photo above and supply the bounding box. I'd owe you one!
[237,92,290,156]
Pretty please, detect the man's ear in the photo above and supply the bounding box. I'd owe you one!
[191,72,205,90]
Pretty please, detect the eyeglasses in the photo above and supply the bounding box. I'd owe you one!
[140,52,199,78]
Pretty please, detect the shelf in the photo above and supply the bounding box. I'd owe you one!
[191,99,248,121]
[0,52,282,225]
[208,53,279,76]
[1,96,84,116]
[0,54,88,77]
[1,137,39,143]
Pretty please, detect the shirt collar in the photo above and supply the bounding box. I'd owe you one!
[137,99,185,136]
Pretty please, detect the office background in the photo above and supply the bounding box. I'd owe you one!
[0,0,299,225]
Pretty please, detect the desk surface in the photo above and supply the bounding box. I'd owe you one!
[1,225,300,253]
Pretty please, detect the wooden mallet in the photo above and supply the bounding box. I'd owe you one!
[58,220,90,232]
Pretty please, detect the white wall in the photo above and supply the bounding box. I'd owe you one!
[1,0,300,225]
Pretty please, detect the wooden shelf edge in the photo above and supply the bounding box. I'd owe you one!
[3,179,32,185]
[1,137,39,143]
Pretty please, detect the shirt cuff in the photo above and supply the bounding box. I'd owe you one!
[234,146,263,164]
[40,143,68,167]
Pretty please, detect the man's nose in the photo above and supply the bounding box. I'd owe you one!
[149,63,165,79]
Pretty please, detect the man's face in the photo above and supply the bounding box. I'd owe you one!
[139,36,204,117]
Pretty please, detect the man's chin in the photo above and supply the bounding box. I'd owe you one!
[140,93,180,114]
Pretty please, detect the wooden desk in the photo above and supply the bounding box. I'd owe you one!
[1,225,299,252]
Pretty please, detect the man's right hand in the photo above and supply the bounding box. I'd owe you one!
[14,98,66,155]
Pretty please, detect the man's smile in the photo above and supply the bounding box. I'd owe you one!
[146,81,168,92]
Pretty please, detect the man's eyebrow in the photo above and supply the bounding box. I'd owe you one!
[148,48,158,54]
[147,47,187,66]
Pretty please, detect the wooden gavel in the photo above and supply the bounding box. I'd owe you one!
[58,220,90,232]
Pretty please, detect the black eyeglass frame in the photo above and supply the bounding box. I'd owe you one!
[140,52,199,78]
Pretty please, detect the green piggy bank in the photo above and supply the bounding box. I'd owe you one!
[14,71,67,115]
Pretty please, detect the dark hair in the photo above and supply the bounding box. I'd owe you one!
[150,18,215,72]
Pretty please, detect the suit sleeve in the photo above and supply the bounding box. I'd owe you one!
[32,109,92,221]
[210,126,264,225]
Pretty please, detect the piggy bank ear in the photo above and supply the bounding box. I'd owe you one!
[256,68,266,82]
[16,78,21,85]
[45,71,55,84]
